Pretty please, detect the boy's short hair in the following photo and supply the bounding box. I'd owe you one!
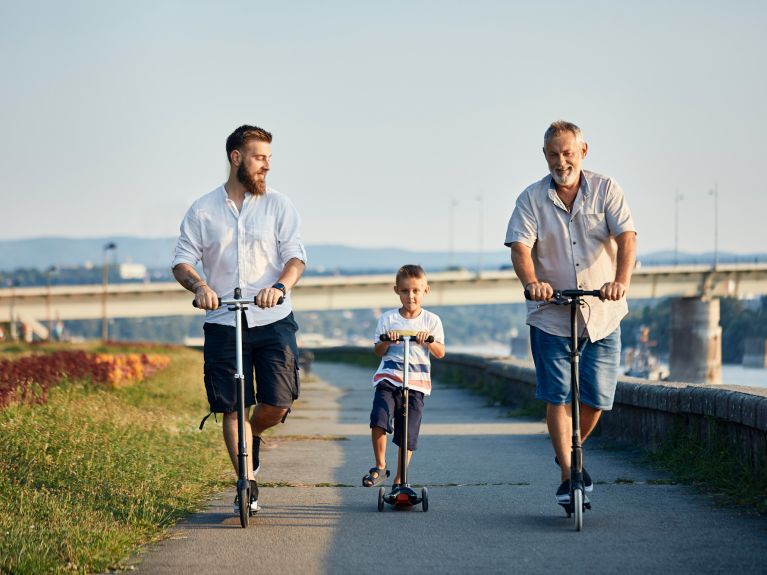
[395,264,427,285]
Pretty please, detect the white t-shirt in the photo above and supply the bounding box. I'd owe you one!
[372,308,445,396]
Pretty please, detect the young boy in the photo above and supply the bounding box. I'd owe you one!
[362,265,446,491]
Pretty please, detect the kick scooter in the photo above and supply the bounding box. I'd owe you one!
[377,331,433,512]
[525,288,601,531]
[194,287,282,528]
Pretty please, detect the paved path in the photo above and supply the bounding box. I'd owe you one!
[134,362,767,574]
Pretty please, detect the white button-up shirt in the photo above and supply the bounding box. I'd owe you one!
[172,185,307,327]
[505,170,636,342]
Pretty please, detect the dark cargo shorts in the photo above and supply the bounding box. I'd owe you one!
[202,312,300,413]
[370,380,426,451]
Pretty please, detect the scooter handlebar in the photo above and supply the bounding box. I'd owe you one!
[523,288,602,301]
[192,295,284,308]
[379,334,435,343]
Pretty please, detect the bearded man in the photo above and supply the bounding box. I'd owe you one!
[505,120,637,507]
[172,125,306,514]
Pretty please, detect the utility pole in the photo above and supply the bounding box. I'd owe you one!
[709,184,719,269]
[101,242,117,341]
[674,190,683,266]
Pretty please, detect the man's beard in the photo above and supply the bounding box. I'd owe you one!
[550,167,578,188]
[237,163,266,195]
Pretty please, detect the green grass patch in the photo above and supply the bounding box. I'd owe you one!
[0,344,232,575]
[640,420,767,514]
[503,403,547,419]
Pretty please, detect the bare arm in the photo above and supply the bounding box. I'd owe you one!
[600,231,636,301]
[255,257,306,309]
[510,242,552,301]
[172,263,218,310]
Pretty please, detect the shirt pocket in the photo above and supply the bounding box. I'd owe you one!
[581,213,609,242]
[243,223,278,269]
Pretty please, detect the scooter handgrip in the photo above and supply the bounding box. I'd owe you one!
[192,297,222,308]
[523,289,531,300]
[379,334,435,343]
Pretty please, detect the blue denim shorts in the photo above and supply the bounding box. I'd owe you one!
[529,325,621,410]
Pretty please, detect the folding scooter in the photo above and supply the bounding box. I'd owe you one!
[525,287,601,531]
[377,331,433,512]
[194,287,282,528]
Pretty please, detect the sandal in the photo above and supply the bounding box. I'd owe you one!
[362,466,389,487]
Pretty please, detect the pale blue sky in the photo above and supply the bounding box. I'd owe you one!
[1,0,765,255]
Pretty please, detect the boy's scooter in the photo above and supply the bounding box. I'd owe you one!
[525,288,601,531]
[377,331,433,512]
[194,287,282,528]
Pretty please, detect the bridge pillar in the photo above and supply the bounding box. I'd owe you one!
[668,297,722,384]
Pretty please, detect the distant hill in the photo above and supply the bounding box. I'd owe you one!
[0,236,764,274]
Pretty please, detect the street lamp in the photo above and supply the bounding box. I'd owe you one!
[45,266,58,341]
[448,198,459,268]
[709,184,719,269]
[674,190,684,266]
[101,242,117,341]
[476,194,484,276]
[6,279,18,341]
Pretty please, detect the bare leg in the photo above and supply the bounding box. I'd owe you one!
[393,447,413,485]
[546,403,602,481]
[223,411,255,481]
[250,403,290,436]
[372,426,387,471]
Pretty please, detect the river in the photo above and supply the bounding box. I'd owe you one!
[448,344,767,390]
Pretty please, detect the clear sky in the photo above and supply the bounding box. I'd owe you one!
[1,0,765,256]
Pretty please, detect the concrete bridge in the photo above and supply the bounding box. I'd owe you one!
[1,263,765,322]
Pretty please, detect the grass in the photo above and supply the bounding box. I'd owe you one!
[0,343,232,575]
[641,420,767,514]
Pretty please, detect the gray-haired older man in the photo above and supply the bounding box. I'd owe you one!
[504,120,637,506]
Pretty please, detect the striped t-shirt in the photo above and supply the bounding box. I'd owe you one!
[372,308,445,396]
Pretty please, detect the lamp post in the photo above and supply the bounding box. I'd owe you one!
[6,279,18,341]
[45,266,58,341]
[448,198,459,268]
[709,184,719,269]
[674,190,684,266]
[101,242,117,341]
[476,194,484,277]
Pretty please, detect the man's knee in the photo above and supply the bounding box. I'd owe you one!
[252,403,290,428]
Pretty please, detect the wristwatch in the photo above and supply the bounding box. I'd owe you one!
[272,282,287,296]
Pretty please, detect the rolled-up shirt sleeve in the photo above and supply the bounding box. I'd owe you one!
[505,190,538,248]
[172,205,203,269]
[276,197,307,265]
[604,179,636,237]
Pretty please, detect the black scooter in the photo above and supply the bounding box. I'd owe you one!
[194,287,282,528]
[525,288,601,531]
[377,331,433,512]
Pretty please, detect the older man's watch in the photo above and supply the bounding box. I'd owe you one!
[272,282,287,296]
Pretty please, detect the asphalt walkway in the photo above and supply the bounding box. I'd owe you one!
[134,361,767,574]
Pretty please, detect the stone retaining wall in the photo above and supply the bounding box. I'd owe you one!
[308,346,767,474]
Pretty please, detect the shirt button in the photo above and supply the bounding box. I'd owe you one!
[573,241,576,245]
[576,263,580,266]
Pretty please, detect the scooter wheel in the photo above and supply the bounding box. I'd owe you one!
[378,487,385,512]
[238,484,250,528]
[421,487,429,512]
[573,488,583,531]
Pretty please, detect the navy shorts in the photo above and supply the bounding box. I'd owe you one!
[530,325,621,410]
[370,380,426,451]
[202,313,300,413]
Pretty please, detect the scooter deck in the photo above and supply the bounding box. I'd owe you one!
[383,486,422,507]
